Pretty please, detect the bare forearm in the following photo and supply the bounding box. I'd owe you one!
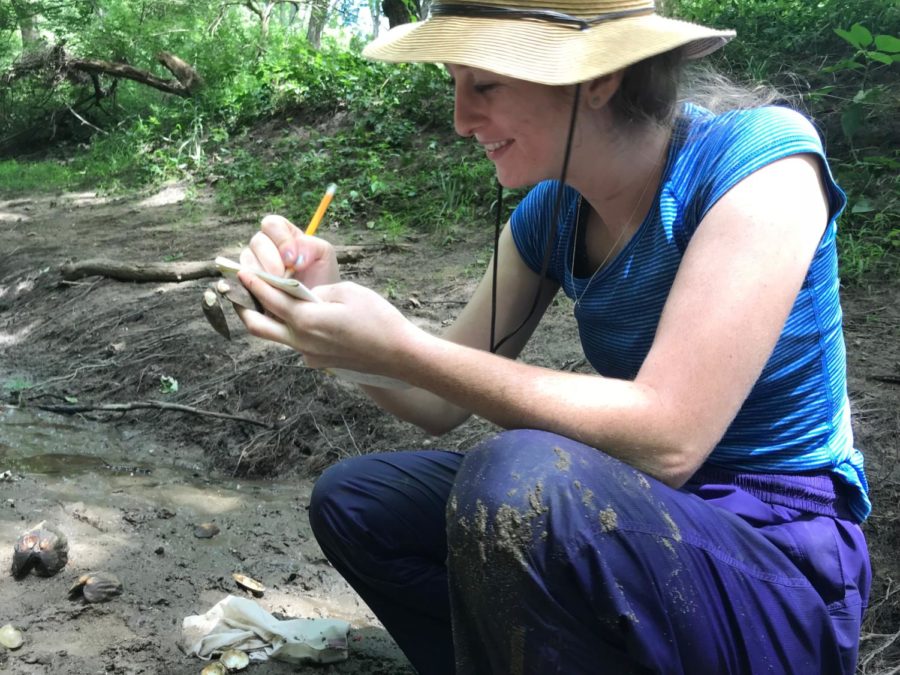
[360,382,472,435]
[391,331,711,486]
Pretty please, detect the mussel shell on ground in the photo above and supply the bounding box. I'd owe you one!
[11,521,68,579]
[194,522,220,539]
[220,648,250,671]
[0,624,24,650]
[68,571,123,603]
[232,572,264,596]
[200,662,227,675]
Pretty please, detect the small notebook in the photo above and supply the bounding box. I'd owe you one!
[214,256,409,390]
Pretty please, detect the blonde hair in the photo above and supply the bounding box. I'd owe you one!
[610,48,794,129]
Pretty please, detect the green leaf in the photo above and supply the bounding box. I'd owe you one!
[159,375,179,394]
[823,58,864,73]
[868,51,894,65]
[841,103,864,143]
[851,198,875,214]
[874,34,900,53]
[851,24,874,47]
[836,24,874,49]
[64,395,79,404]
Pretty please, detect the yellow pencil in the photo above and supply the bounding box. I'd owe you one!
[305,183,337,237]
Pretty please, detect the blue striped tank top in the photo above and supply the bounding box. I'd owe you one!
[510,103,870,521]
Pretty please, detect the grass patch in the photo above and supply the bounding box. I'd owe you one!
[0,160,77,195]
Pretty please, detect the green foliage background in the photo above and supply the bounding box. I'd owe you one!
[1,0,898,281]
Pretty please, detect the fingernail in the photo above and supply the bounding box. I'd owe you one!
[296,254,305,267]
[282,249,296,265]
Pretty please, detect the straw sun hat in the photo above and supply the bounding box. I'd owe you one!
[363,0,734,86]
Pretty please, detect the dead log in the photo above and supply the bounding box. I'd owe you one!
[156,52,204,94]
[3,44,203,98]
[61,259,220,282]
[68,55,199,98]
[58,246,408,282]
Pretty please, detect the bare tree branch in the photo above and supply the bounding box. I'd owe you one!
[33,400,273,428]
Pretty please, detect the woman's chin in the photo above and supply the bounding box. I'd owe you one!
[495,172,534,191]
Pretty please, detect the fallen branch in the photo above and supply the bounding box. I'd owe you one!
[61,259,220,282]
[33,400,272,428]
[3,45,202,98]
[59,245,408,282]
[69,51,202,98]
[871,374,900,385]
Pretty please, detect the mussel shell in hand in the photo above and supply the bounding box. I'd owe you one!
[11,521,68,578]
[215,279,262,312]
[68,571,123,603]
[202,287,231,341]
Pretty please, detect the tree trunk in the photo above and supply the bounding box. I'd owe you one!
[382,0,413,28]
[12,0,43,51]
[306,0,329,49]
[368,0,381,38]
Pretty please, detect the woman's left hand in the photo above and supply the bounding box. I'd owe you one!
[236,271,420,376]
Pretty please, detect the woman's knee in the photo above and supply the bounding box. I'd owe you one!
[308,454,372,546]
[311,450,463,558]
[449,429,645,508]
[446,429,659,559]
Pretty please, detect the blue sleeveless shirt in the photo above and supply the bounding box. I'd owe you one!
[510,103,870,521]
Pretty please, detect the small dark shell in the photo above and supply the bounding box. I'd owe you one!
[194,522,220,539]
[11,521,68,579]
[69,572,123,603]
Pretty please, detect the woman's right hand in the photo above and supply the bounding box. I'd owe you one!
[239,214,340,289]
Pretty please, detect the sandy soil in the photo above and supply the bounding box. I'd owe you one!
[0,184,898,674]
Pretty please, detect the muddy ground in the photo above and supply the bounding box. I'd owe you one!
[0,183,898,674]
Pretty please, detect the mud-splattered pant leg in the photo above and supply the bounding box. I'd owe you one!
[447,429,868,675]
[309,449,463,675]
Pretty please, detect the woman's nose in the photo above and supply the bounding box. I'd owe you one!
[453,85,483,138]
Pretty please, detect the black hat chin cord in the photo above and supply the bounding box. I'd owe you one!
[490,83,582,354]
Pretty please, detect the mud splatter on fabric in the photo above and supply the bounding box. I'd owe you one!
[581,487,595,509]
[599,507,618,532]
[553,446,571,471]
[494,504,533,565]
[661,510,682,542]
[527,482,547,515]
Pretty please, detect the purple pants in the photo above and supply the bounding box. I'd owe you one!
[309,430,870,674]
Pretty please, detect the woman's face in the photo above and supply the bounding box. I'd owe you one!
[447,65,575,189]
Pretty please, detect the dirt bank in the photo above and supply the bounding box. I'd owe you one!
[1,185,898,673]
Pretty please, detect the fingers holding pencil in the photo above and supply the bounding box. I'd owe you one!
[253,185,340,287]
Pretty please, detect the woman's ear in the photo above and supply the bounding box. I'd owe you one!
[585,70,625,109]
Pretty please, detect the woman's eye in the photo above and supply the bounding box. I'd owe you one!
[474,83,498,94]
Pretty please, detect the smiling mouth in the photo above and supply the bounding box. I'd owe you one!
[483,139,512,152]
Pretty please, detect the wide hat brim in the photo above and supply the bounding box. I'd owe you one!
[364,13,735,85]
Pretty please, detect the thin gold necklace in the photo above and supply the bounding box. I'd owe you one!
[571,168,657,308]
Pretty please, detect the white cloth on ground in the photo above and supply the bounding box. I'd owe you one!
[181,594,350,664]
